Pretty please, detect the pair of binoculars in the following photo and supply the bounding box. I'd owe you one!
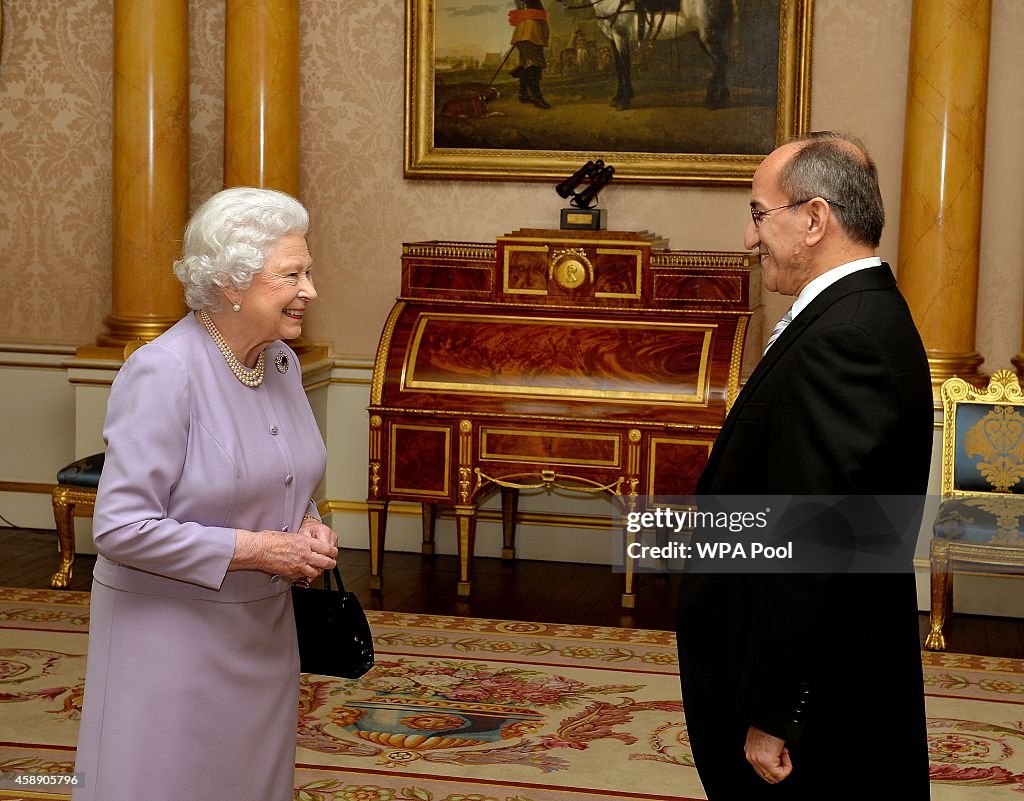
[555,160,616,209]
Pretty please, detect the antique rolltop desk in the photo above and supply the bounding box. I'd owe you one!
[367,228,760,607]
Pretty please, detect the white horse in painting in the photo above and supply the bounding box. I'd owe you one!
[556,0,735,110]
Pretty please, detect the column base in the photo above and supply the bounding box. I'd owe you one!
[291,336,331,365]
[96,314,184,348]
[926,351,986,402]
[75,344,133,362]
[85,331,330,366]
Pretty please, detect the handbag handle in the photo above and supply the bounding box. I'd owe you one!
[322,566,346,592]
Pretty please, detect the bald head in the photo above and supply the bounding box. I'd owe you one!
[777,132,885,247]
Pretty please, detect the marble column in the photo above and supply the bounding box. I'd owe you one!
[223,0,327,361]
[224,0,300,194]
[897,0,991,394]
[97,0,190,347]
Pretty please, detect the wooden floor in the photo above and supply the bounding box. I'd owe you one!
[3,527,1023,659]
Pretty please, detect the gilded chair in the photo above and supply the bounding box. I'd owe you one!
[48,341,142,588]
[925,370,1024,651]
[50,453,104,588]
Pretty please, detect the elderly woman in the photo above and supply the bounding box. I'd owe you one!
[73,187,338,801]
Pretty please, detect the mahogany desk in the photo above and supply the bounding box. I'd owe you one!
[367,229,760,607]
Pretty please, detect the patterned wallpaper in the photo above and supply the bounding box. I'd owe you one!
[0,0,112,341]
[0,0,1021,371]
[188,0,225,208]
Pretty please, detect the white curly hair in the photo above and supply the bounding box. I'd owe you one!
[173,186,309,311]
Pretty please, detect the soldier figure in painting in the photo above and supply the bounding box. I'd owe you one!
[509,0,551,109]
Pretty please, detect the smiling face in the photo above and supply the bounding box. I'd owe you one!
[237,232,315,345]
[744,143,813,297]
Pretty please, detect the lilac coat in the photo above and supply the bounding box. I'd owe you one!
[73,313,327,801]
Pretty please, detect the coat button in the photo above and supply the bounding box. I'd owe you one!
[270,426,279,435]
[282,525,290,532]
[285,474,294,485]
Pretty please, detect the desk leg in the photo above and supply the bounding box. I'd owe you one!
[454,504,477,597]
[367,500,389,591]
[500,487,518,561]
[621,520,637,609]
[421,503,437,555]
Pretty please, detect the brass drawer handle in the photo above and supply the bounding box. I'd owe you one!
[475,468,622,495]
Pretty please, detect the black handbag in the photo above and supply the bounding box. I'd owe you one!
[291,566,374,679]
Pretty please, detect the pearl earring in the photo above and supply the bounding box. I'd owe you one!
[232,302,241,312]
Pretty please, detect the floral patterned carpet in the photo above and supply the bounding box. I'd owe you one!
[1,587,1024,800]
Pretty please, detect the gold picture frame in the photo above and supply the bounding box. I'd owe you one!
[405,0,813,186]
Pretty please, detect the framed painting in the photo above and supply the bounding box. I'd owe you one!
[405,0,813,185]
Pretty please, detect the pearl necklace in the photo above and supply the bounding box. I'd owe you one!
[198,309,265,388]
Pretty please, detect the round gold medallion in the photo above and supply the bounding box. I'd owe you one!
[550,249,593,290]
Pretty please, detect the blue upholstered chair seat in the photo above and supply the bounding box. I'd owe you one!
[50,452,105,588]
[934,496,1024,550]
[56,453,105,488]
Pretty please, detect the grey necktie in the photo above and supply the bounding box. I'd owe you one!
[763,308,794,354]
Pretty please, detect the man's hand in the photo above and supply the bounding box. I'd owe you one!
[745,725,792,784]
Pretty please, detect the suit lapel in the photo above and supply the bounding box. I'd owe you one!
[710,264,897,453]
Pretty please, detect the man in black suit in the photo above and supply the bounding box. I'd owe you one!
[676,132,933,799]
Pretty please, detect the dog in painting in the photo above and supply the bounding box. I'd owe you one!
[439,86,502,119]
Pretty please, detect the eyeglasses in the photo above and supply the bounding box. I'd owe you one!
[749,198,846,228]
